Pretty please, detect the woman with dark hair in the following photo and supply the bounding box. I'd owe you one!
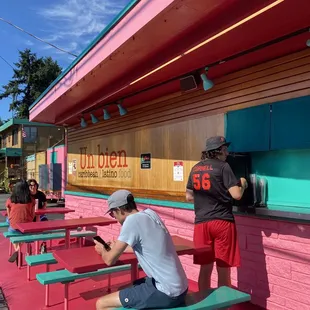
[28,179,47,221]
[6,180,35,263]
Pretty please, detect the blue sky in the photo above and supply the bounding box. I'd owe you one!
[0,0,130,121]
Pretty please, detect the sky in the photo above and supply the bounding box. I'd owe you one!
[0,0,131,121]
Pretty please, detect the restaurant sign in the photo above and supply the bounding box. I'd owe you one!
[77,144,132,180]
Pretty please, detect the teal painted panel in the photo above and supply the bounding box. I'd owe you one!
[50,151,57,163]
[271,96,310,150]
[226,104,270,152]
[251,149,310,211]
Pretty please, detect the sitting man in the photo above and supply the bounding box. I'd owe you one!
[94,189,188,310]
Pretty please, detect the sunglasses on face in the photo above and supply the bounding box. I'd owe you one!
[108,208,120,218]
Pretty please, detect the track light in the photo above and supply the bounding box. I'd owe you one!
[200,67,214,91]
[103,108,111,120]
[117,103,127,116]
[90,113,99,124]
[80,117,87,128]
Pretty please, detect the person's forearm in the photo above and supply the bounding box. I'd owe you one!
[101,251,117,266]
[124,245,134,253]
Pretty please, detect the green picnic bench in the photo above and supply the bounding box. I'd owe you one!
[3,229,66,256]
[26,253,58,281]
[10,230,96,268]
[0,221,9,228]
[116,286,251,310]
[37,264,132,308]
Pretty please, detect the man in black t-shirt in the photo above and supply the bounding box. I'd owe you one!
[28,179,48,222]
[186,136,248,290]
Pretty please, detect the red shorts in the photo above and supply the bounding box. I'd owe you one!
[193,219,240,268]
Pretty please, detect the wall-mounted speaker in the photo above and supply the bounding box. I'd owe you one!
[179,74,200,92]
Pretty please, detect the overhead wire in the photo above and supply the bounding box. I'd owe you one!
[0,55,14,69]
[0,16,78,58]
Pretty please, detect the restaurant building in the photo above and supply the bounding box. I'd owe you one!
[29,1,310,309]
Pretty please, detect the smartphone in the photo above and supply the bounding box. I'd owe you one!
[93,236,111,251]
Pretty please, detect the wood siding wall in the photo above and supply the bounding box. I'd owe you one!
[67,49,310,201]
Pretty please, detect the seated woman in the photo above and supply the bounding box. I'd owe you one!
[6,180,35,264]
[28,179,48,222]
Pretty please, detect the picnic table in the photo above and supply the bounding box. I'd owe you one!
[1,208,75,221]
[54,235,211,281]
[16,217,117,248]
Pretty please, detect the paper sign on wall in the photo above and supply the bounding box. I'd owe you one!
[72,159,77,176]
[140,153,151,169]
[173,161,184,181]
[68,162,73,175]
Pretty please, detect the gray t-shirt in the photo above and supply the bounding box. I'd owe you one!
[118,208,188,297]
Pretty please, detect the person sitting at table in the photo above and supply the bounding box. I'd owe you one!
[6,180,35,264]
[94,189,188,310]
[28,179,48,222]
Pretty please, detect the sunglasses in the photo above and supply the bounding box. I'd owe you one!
[108,208,117,218]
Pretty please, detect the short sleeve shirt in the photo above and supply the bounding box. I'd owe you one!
[118,209,188,297]
[6,198,35,229]
[187,159,240,223]
[32,191,47,209]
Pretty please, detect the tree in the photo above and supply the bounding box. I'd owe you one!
[0,49,62,119]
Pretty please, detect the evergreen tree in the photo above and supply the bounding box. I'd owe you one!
[0,49,62,119]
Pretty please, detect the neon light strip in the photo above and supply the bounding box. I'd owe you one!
[130,0,284,85]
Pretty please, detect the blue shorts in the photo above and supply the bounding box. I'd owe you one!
[8,226,22,234]
[119,277,187,309]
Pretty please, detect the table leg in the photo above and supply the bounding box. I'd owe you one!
[9,242,12,256]
[131,262,138,282]
[64,283,69,310]
[36,215,40,222]
[18,245,22,269]
[65,230,70,249]
[45,265,50,307]
[27,264,30,281]
[35,241,39,254]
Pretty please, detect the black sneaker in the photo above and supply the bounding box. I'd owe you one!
[8,251,18,263]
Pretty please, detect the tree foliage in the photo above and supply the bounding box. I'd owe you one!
[0,49,62,119]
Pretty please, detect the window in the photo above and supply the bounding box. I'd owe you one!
[12,129,18,146]
[2,134,7,147]
[23,127,38,143]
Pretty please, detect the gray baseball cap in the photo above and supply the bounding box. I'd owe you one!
[205,136,230,152]
[105,189,133,214]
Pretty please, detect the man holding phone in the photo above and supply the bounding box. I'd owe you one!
[94,189,188,310]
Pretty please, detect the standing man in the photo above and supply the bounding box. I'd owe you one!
[94,189,188,310]
[186,136,248,290]
[28,179,48,222]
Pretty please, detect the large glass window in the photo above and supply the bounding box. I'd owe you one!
[24,127,37,143]
[12,129,18,146]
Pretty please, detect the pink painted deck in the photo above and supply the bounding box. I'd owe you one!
[0,234,259,310]
[64,194,310,310]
